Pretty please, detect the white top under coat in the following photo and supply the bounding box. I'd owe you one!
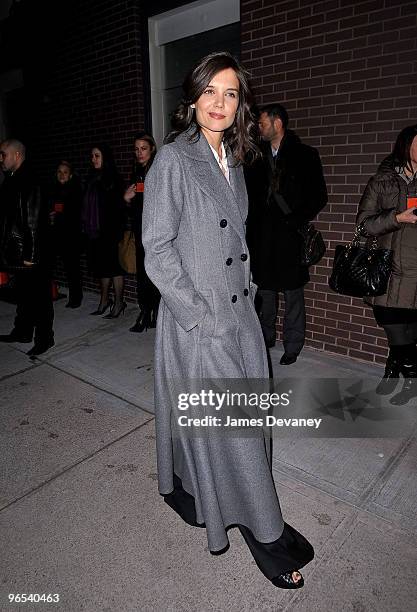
[209,142,230,184]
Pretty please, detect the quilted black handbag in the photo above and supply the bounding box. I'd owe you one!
[298,223,326,267]
[329,225,393,297]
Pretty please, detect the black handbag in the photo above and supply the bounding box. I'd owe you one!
[329,225,393,297]
[298,223,326,267]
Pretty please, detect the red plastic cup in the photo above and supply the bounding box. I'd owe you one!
[0,272,9,286]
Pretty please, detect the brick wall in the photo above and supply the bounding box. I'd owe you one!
[241,0,417,364]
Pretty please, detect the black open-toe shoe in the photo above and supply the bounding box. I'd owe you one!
[272,571,304,589]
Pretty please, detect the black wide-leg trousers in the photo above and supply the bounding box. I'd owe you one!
[163,474,314,582]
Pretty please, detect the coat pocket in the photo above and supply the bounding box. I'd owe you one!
[198,290,216,339]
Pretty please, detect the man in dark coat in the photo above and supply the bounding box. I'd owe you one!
[246,104,327,364]
[0,138,54,356]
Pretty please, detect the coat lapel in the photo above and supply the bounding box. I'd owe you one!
[228,152,248,224]
[264,143,275,177]
[176,130,247,240]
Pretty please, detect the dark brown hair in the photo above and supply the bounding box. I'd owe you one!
[89,143,121,190]
[390,124,417,174]
[133,131,157,174]
[167,51,259,164]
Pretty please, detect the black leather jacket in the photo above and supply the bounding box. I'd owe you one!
[0,162,43,269]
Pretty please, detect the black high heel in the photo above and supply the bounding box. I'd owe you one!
[104,301,127,319]
[129,309,151,333]
[376,355,400,395]
[90,299,113,316]
[272,571,304,589]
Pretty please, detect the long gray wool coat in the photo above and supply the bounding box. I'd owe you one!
[142,129,285,552]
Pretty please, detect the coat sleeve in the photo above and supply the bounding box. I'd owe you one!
[142,145,207,332]
[24,184,42,264]
[356,176,401,236]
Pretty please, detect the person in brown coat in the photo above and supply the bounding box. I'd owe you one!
[357,124,417,404]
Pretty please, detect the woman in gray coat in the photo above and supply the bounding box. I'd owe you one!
[142,52,313,589]
[357,124,417,404]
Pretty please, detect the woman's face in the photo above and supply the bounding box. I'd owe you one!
[193,68,240,141]
[91,148,103,170]
[134,139,153,166]
[57,164,71,184]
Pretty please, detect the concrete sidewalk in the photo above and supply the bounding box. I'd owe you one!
[0,292,416,612]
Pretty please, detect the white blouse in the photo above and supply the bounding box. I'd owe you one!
[209,142,230,184]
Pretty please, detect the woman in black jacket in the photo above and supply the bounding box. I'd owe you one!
[48,161,83,308]
[123,132,160,332]
[83,144,126,318]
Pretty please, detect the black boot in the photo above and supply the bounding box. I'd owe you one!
[129,309,151,333]
[390,348,417,406]
[376,352,400,395]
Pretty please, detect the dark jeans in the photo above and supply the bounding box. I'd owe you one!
[13,266,54,344]
[256,287,305,354]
